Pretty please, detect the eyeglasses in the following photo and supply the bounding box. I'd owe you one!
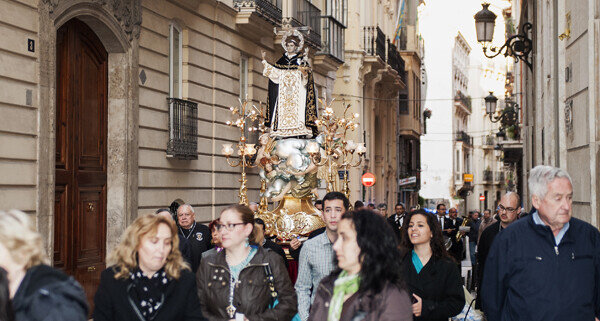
[216,223,245,231]
[498,205,518,213]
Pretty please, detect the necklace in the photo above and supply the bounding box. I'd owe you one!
[225,247,256,318]
[178,221,196,239]
[226,273,237,318]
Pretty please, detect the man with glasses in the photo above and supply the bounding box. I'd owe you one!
[475,192,519,309]
[177,204,212,273]
[295,191,349,321]
[482,166,600,320]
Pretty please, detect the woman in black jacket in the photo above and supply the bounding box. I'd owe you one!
[399,209,465,321]
[196,205,297,320]
[0,210,87,321]
[93,214,205,321]
[0,267,12,321]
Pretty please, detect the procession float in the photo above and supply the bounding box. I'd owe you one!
[221,26,366,241]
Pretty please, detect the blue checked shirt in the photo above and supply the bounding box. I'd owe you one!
[294,232,335,321]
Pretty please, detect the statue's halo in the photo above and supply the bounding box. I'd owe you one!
[281,29,304,54]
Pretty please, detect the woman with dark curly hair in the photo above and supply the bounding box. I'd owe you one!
[308,209,412,321]
[399,209,464,321]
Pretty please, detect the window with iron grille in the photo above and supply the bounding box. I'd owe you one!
[166,98,198,159]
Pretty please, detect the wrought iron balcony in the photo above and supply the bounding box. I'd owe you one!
[454,90,472,114]
[495,171,505,183]
[290,0,321,49]
[483,170,493,182]
[319,15,345,62]
[455,130,473,146]
[233,0,282,26]
[167,98,198,159]
[387,39,406,84]
[363,26,386,62]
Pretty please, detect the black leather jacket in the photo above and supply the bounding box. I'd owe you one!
[196,245,297,321]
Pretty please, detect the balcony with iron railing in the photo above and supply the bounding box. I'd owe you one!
[454,90,472,114]
[483,170,493,183]
[318,15,345,62]
[387,39,406,84]
[290,0,322,49]
[233,0,283,26]
[482,134,495,150]
[495,171,505,184]
[363,26,386,62]
[455,130,473,147]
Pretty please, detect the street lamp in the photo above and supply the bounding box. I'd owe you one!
[485,91,498,115]
[474,3,533,71]
[485,92,519,127]
[474,3,496,43]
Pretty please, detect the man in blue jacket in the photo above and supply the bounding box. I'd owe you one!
[482,165,600,320]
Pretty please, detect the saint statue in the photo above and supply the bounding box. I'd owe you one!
[261,29,318,138]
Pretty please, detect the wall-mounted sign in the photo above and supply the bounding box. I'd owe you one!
[463,173,474,182]
[398,176,417,186]
[361,173,376,187]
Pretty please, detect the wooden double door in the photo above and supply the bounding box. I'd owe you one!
[54,18,108,310]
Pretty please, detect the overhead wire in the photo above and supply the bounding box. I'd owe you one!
[331,92,524,102]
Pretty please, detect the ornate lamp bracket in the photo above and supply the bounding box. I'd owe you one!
[483,22,533,71]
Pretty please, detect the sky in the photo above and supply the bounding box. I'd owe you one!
[418,0,511,201]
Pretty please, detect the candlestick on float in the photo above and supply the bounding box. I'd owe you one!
[306,97,366,198]
[221,98,265,206]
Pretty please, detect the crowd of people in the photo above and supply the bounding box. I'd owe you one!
[0,164,599,320]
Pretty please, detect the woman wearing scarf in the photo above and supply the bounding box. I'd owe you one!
[308,209,413,321]
[93,214,205,321]
[196,205,297,320]
[399,210,465,321]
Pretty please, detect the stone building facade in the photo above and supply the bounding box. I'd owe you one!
[511,0,600,225]
[451,32,473,214]
[333,0,423,209]
[0,0,345,306]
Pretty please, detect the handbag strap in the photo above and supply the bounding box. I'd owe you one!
[263,264,278,303]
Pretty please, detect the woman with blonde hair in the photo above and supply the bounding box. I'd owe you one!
[197,204,297,320]
[93,214,205,321]
[0,210,88,321]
